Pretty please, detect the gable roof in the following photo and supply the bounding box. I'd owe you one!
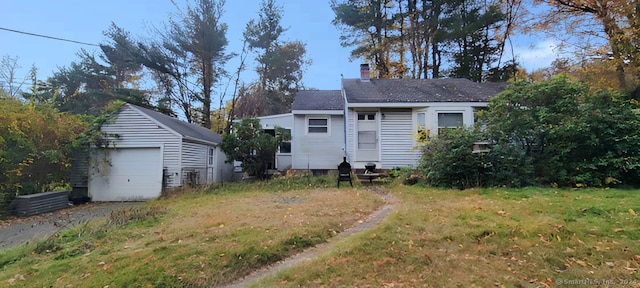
[129,104,223,144]
[292,90,343,111]
[342,78,507,103]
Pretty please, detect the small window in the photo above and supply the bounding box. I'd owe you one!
[308,118,328,133]
[208,147,214,165]
[438,113,463,134]
[416,112,428,142]
[358,113,375,121]
[279,141,291,153]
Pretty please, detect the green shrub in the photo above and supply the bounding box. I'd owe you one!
[418,129,535,189]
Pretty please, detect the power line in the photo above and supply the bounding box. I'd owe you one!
[0,27,99,47]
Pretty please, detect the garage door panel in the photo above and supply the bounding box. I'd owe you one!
[89,148,162,201]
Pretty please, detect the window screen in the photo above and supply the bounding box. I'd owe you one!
[358,131,377,149]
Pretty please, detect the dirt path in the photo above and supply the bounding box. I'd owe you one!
[0,202,141,250]
[223,186,397,288]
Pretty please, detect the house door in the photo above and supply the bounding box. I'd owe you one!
[355,112,379,161]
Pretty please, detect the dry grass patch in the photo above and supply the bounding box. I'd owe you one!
[257,185,640,287]
[0,182,382,287]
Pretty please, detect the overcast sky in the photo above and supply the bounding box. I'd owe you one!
[1,0,560,93]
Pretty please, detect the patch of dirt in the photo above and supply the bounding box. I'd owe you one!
[223,186,397,288]
[0,202,142,250]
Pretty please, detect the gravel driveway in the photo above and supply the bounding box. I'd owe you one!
[0,202,141,250]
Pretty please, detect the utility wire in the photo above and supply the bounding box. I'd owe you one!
[0,27,99,47]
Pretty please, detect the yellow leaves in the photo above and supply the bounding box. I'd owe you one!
[629,209,636,216]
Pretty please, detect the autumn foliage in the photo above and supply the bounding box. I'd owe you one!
[0,98,86,208]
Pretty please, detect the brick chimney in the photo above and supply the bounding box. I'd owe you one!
[360,64,370,82]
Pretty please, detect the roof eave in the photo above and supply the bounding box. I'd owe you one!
[183,136,219,146]
[347,101,490,108]
[292,109,344,115]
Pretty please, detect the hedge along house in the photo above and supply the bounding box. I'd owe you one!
[88,103,233,201]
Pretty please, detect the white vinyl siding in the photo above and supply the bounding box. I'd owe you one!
[292,114,344,169]
[380,109,420,168]
[346,109,356,164]
[99,105,181,187]
[181,141,211,185]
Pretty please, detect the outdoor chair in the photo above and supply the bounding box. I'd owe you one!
[337,157,353,187]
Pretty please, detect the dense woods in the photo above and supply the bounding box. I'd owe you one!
[2,0,640,213]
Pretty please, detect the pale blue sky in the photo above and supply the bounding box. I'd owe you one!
[1,0,558,93]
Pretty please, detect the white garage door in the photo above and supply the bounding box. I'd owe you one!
[89,148,162,201]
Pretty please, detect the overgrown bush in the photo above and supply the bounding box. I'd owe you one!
[0,99,87,212]
[418,129,534,189]
[482,76,640,187]
[419,129,485,189]
[483,143,535,187]
[220,118,288,179]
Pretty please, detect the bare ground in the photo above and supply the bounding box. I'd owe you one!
[223,186,397,288]
[0,202,141,250]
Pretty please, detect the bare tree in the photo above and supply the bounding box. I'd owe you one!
[0,55,28,98]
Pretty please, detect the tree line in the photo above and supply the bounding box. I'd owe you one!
[1,0,640,213]
[331,0,640,90]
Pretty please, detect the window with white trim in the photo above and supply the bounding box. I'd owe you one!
[307,118,328,134]
[437,113,463,134]
[278,129,292,153]
[208,147,215,165]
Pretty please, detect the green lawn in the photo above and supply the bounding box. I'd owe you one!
[0,177,382,287]
[256,185,640,287]
[1,179,639,287]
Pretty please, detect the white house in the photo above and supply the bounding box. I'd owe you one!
[88,103,233,201]
[343,64,506,169]
[254,64,506,172]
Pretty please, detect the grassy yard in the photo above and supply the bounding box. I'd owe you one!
[257,185,640,287]
[0,177,382,287]
[2,179,640,288]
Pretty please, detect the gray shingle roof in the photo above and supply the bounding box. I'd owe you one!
[342,78,507,103]
[130,104,223,144]
[292,90,343,110]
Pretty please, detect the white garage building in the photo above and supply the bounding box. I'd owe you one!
[88,103,233,201]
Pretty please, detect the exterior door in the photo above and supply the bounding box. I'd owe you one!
[355,112,379,161]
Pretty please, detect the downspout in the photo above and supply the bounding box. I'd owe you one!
[341,78,349,162]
